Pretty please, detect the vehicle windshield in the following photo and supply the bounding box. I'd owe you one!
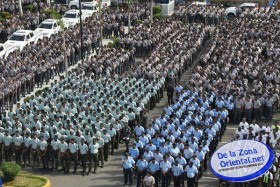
[64,13,77,18]
[82,5,94,10]
[9,35,25,41]
[38,23,53,29]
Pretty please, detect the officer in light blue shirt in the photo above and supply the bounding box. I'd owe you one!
[185,162,198,187]
[129,143,139,161]
[136,155,148,187]
[148,157,160,187]
[122,152,135,186]
[171,161,184,187]
[152,134,162,148]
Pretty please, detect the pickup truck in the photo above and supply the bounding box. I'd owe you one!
[34,19,68,38]
[62,9,87,28]
[69,0,111,9]
[224,3,259,18]
[81,2,98,19]
[0,43,20,59]
[4,30,42,51]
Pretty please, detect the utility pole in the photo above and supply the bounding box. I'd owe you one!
[128,0,131,32]
[18,0,23,17]
[150,0,153,23]
[78,0,84,60]
[98,0,103,46]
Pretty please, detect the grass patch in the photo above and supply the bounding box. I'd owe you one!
[4,174,47,187]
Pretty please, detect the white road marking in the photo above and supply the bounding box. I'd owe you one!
[202,176,219,180]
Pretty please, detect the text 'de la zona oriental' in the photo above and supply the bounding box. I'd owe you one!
[215,148,266,172]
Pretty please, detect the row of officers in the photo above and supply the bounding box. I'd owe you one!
[122,152,202,187]
[0,129,117,176]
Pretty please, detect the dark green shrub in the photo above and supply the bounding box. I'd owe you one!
[153,5,161,15]
[25,96,31,103]
[1,12,11,19]
[154,13,162,19]
[2,162,21,182]
[35,90,42,96]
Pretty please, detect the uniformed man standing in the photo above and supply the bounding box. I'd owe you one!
[3,130,13,162]
[79,138,89,176]
[22,132,32,167]
[58,137,69,173]
[68,138,79,173]
[107,124,116,155]
[38,136,48,169]
[13,130,23,165]
[50,134,60,170]
[122,123,131,152]
[97,136,104,168]
[102,129,111,161]
[31,133,40,168]
[160,156,172,187]
[171,161,184,187]
[136,155,149,187]
[88,138,99,174]
[185,162,198,187]
[122,152,135,186]
[148,157,160,187]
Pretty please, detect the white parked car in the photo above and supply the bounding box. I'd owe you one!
[224,3,259,18]
[0,45,20,59]
[34,19,67,38]
[81,2,98,19]
[62,9,87,28]
[188,1,211,8]
[4,30,41,50]
[69,0,110,9]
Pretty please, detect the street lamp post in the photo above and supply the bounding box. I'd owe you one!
[78,0,84,60]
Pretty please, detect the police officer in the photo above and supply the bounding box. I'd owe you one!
[97,136,104,168]
[58,137,69,173]
[88,138,99,174]
[171,161,184,187]
[185,162,198,187]
[3,130,13,162]
[22,132,32,167]
[148,157,160,187]
[122,152,135,186]
[79,138,89,176]
[13,130,23,165]
[160,155,172,187]
[68,138,78,173]
[38,135,48,169]
[136,155,149,187]
[50,134,60,170]
[122,123,131,152]
[102,129,111,161]
[31,133,40,168]
[107,124,116,155]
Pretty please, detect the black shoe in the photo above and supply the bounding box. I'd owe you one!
[87,172,90,175]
